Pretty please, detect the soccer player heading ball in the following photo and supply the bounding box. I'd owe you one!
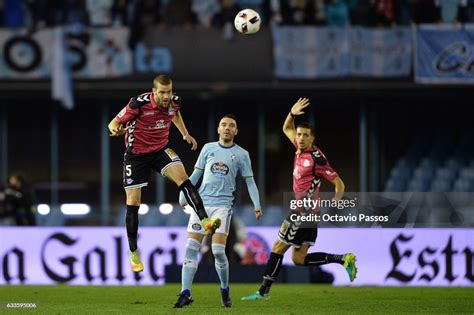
[174,115,263,308]
[242,98,357,301]
[108,75,221,273]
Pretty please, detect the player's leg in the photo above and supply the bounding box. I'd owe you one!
[160,154,220,235]
[125,187,143,272]
[243,214,306,301]
[241,239,290,300]
[174,226,204,309]
[291,226,357,282]
[210,207,233,307]
[123,153,150,273]
[298,250,357,282]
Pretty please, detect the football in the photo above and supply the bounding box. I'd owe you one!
[234,8,261,34]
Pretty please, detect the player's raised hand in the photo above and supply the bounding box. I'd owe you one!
[109,124,128,136]
[184,134,198,150]
[255,208,263,220]
[290,97,310,116]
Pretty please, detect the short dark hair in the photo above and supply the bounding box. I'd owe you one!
[153,74,172,88]
[296,122,315,136]
[220,114,238,126]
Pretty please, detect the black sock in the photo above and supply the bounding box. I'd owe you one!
[304,253,345,266]
[258,252,283,296]
[126,205,140,252]
[179,179,207,220]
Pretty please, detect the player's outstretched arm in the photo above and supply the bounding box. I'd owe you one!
[329,176,345,201]
[172,111,198,150]
[244,176,263,220]
[282,98,310,142]
[108,117,127,136]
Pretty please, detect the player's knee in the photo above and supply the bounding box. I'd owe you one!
[165,164,187,185]
[126,189,141,205]
[272,240,288,254]
[211,243,227,262]
[183,238,201,268]
[292,254,305,266]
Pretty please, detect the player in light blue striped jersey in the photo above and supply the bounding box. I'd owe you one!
[173,114,263,308]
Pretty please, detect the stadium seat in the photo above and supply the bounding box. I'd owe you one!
[407,178,430,192]
[429,179,451,192]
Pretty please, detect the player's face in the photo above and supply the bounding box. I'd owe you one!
[152,82,172,108]
[217,117,238,143]
[296,127,314,151]
[9,176,21,189]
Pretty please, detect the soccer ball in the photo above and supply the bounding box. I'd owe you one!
[234,8,261,35]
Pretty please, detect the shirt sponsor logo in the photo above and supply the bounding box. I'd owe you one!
[151,119,167,129]
[210,162,229,177]
[143,111,154,116]
[117,108,126,118]
[168,108,177,115]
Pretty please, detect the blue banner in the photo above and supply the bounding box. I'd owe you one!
[416,25,474,84]
[272,26,412,79]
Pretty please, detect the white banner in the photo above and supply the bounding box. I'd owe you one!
[0,227,472,286]
[0,29,53,79]
[0,27,132,79]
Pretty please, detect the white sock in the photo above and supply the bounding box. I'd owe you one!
[212,243,229,289]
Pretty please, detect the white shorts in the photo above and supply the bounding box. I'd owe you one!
[187,206,232,235]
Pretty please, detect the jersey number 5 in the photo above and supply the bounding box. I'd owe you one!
[126,165,132,176]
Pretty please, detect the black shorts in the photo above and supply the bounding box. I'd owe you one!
[123,147,182,189]
[277,211,318,248]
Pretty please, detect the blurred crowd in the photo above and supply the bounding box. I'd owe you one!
[1,0,473,31]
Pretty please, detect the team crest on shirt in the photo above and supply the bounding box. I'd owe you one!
[303,159,311,167]
[192,223,202,231]
[211,161,229,177]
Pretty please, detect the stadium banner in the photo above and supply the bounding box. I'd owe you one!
[272,26,412,79]
[0,27,132,79]
[0,227,472,286]
[415,24,474,84]
[0,28,53,79]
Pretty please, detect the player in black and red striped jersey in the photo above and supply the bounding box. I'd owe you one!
[242,98,357,301]
[108,75,221,273]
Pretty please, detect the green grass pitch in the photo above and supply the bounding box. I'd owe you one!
[0,284,473,314]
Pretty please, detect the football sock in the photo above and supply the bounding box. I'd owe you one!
[304,253,345,266]
[212,243,229,289]
[181,238,201,293]
[125,205,140,252]
[179,179,208,220]
[258,252,283,296]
